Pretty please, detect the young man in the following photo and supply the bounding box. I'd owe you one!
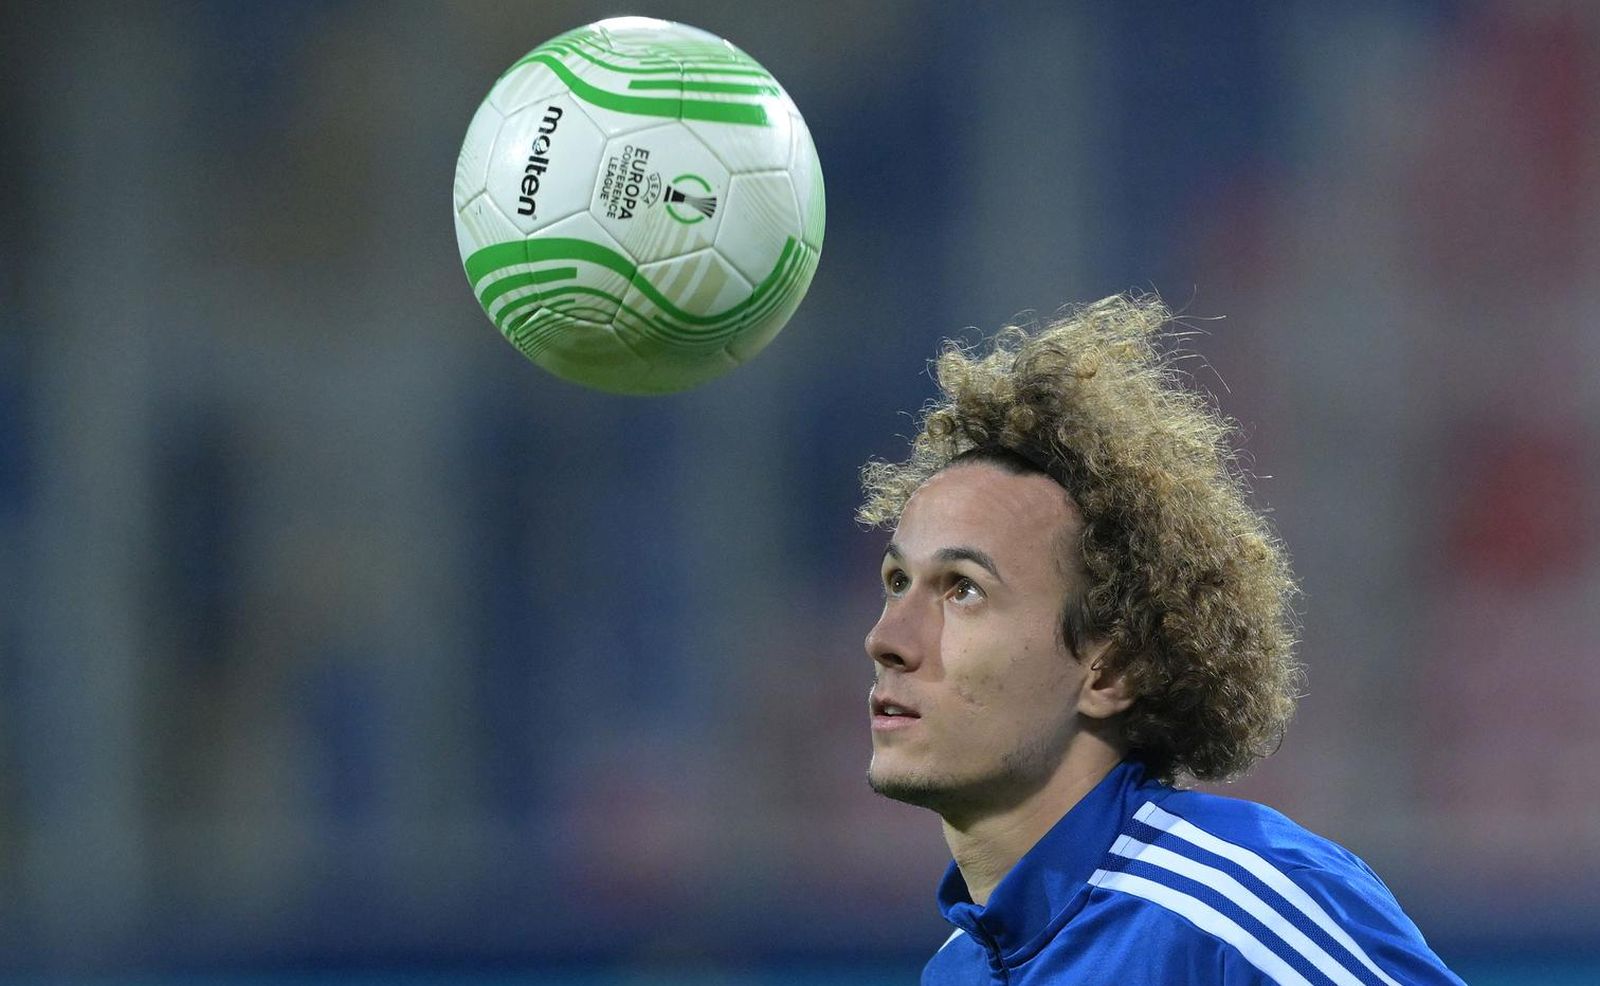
[859,295,1463,984]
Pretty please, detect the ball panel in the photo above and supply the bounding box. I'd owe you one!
[509,21,694,139]
[489,59,566,115]
[684,101,794,174]
[454,100,503,210]
[611,300,741,393]
[725,242,819,364]
[595,17,726,50]
[636,249,753,320]
[591,125,729,268]
[482,212,633,327]
[551,47,685,139]
[455,192,523,273]
[556,19,782,130]
[486,94,606,236]
[634,347,739,394]
[714,172,802,286]
[789,114,826,250]
[508,306,648,394]
[613,250,756,386]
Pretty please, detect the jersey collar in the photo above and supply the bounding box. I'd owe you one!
[935,759,1167,963]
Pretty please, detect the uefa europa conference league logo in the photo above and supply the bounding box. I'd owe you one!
[599,144,717,225]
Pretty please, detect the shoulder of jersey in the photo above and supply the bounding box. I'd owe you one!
[1150,787,1379,880]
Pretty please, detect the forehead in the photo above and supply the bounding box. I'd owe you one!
[892,462,1079,570]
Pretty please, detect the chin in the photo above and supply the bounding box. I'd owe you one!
[868,758,961,812]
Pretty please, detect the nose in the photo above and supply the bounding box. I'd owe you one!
[865,596,930,673]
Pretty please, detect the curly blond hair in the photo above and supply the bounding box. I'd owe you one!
[858,293,1301,784]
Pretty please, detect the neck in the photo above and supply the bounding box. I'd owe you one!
[941,735,1124,906]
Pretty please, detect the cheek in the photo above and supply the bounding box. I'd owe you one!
[945,624,1078,720]
[1020,639,1080,698]
[942,633,1011,710]
[948,670,1001,713]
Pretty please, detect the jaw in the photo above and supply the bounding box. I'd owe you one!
[869,725,1087,827]
[868,757,955,814]
[868,739,938,794]
[867,739,987,817]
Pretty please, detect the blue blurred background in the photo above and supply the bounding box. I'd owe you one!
[3,1,1598,983]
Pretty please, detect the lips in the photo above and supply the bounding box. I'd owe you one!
[870,690,921,719]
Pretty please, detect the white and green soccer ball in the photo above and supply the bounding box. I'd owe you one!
[453,17,825,395]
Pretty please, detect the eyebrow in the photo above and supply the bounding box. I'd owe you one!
[884,541,1006,584]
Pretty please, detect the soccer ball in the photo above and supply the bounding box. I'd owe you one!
[453,17,826,395]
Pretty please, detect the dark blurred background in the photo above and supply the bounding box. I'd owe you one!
[2,1,1598,983]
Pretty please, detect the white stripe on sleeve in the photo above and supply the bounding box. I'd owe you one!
[1134,803,1401,986]
[1090,868,1315,986]
[1109,835,1368,986]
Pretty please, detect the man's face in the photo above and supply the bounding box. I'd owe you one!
[866,461,1088,819]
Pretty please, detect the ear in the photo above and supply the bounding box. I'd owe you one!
[1075,642,1136,720]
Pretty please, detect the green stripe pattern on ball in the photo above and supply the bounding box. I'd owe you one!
[463,236,820,363]
[503,25,780,127]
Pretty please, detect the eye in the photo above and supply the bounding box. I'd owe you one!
[884,569,910,595]
[950,576,983,603]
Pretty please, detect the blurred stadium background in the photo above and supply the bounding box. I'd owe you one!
[3,0,1598,983]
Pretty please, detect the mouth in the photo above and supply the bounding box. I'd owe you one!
[870,691,922,732]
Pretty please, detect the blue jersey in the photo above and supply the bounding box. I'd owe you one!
[924,761,1464,985]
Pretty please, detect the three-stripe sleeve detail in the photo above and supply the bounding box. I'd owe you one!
[1087,802,1401,986]
[1089,868,1317,986]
